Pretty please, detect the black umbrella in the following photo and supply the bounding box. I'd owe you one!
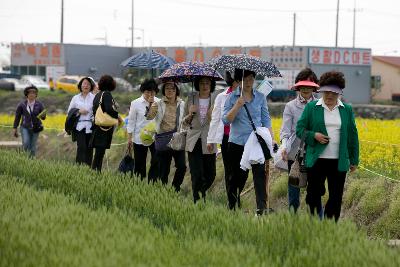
[208,54,281,78]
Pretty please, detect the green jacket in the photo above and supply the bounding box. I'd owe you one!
[296,100,359,172]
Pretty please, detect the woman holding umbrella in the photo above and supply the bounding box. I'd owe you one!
[223,68,275,215]
[146,81,186,191]
[183,76,218,203]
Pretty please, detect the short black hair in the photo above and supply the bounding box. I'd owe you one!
[193,77,216,93]
[77,77,95,92]
[98,75,116,92]
[233,69,256,82]
[161,82,180,97]
[225,71,235,87]
[319,71,345,89]
[140,78,159,93]
[295,68,319,83]
[24,85,38,97]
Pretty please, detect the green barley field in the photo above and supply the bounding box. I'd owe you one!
[0,150,399,267]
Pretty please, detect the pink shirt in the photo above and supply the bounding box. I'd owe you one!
[223,87,234,135]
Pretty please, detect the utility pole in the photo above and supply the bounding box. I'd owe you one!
[60,0,64,44]
[352,5,356,48]
[335,0,340,47]
[292,13,296,47]
[131,0,134,54]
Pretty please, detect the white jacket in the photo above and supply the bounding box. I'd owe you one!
[240,127,273,171]
[207,89,231,144]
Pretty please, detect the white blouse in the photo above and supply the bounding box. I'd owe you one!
[67,92,95,133]
[126,95,159,144]
[317,98,343,159]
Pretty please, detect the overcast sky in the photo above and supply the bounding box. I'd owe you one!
[1,0,400,56]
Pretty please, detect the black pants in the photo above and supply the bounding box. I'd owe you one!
[221,134,230,200]
[188,139,216,203]
[75,129,93,166]
[306,158,347,221]
[227,142,267,212]
[157,149,186,191]
[91,147,106,172]
[133,143,159,182]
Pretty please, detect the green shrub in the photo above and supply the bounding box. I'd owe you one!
[357,179,389,223]
[373,184,400,239]
[270,173,288,199]
[342,177,369,209]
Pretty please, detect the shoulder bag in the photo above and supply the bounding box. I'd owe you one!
[154,104,180,151]
[288,131,308,188]
[167,103,187,151]
[243,104,272,160]
[95,92,118,128]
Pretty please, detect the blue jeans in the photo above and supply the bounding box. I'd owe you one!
[21,127,39,157]
[287,160,300,212]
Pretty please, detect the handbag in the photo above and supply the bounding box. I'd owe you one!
[273,146,288,171]
[167,121,187,151]
[118,148,135,176]
[155,104,180,151]
[32,124,44,133]
[288,131,308,188]
[243,104,272,160]
[28,105,44,133]
[95,92,118,127]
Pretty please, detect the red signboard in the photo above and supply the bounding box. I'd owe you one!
[309,48,371,65]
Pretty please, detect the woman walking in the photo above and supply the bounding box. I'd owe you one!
[127,78,160,181]
[223,69,275,215]
[280,68,319,212]
[183,76,218,203]
[207,71,238,200]
[13,85,46,157]
[91,75,122,172]
[296,71,359,221]
[147,81,186,191]
[67,77,95,166]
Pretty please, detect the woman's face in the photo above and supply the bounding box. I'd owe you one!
[322,91,339,106]
[143,89,156,102]
[27,90,37,101]
[299,86,314,100]
[81,79,92,94]
[199,77,211,95]
[242,74,255,92]
[164,83,176,100]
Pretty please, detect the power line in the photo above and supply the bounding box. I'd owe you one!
[167,0,340,13]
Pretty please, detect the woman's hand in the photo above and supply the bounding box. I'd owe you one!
[350,165,357,172]
[281,148,288,161]
[314,132,330,144]
[117,116,124,127]
[79,109,89,115]
[207,143,215,153]
[235,96,246,108]
[13,128,18,138]
[189,105,197,114]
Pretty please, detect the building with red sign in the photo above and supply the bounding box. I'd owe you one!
[10,43,372,103]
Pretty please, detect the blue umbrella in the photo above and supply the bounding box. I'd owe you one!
[159,61,223,83]
[120,50,175,69]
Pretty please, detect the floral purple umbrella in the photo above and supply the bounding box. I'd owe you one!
[159,61,224,83]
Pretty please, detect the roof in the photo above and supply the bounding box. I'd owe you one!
[373,56,400,68]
